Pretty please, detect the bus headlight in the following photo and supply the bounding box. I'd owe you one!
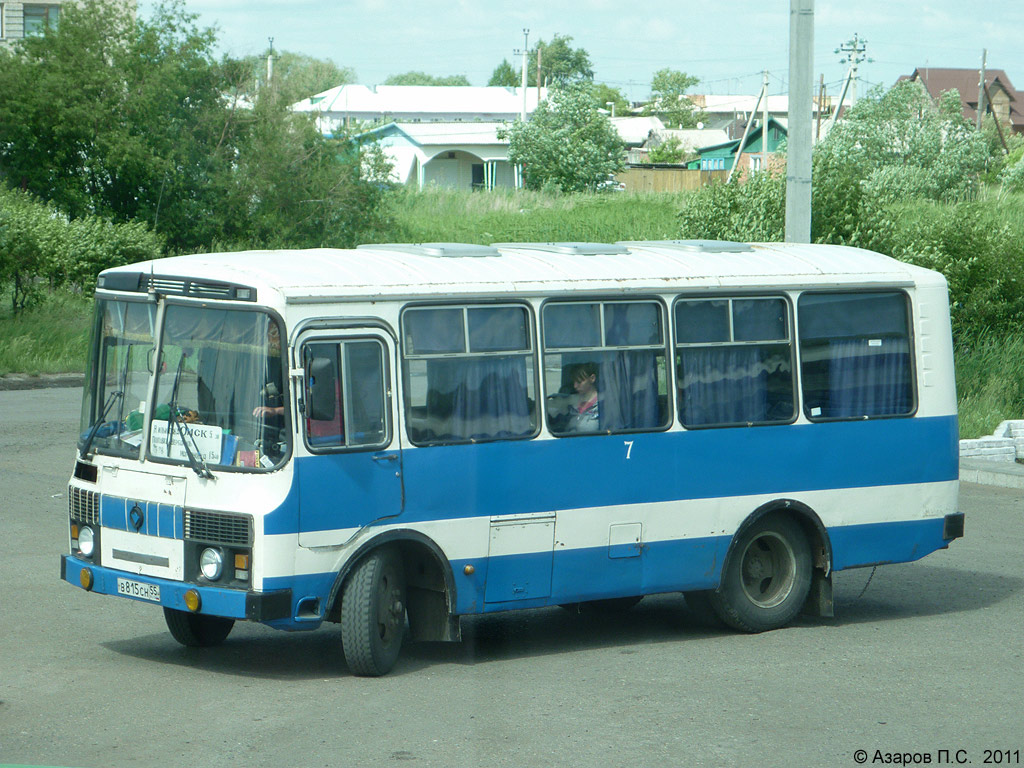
[199,548,224,581]
[78,526,96,558]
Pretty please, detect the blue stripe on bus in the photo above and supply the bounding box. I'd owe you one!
[259,516,950,620]
[100,495,183,539]
[268,415,958,536]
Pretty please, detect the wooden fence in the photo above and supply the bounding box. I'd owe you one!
[617,167,729,193]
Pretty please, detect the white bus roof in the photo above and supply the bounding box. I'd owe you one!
[99,241,945,304]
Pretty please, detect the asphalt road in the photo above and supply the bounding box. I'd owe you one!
[1,387,1022,768]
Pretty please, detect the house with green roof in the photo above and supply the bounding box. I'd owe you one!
[687,117,788,176]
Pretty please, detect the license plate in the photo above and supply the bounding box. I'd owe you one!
[117,578,161,603]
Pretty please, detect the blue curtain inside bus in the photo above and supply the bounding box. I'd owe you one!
[822,338,911,417]
[678,346,767,426]
[598,351,661,430]
[426,357,532,440]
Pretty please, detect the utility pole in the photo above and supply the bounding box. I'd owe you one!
[516,29,529,121]
[267,37,274,88]
[816,74,825,143]
[836,33,869,104]
[786,0,813,244]
[977,49,988,129]
[761,70,769,172]
[827,65,854,134]
[727,77,766,184]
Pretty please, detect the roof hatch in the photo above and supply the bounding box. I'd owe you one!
[492,242,630,256]
[620,239,754,253]
[357,243,500,258]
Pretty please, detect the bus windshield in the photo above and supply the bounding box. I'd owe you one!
[80,300,290,471]
[149,304,289,472]
[79,298,158,460]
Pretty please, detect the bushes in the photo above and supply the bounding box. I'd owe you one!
[0,186,162,312]
[889,200,1024,339]
[676,80,1021,340]
[678,171,784,242]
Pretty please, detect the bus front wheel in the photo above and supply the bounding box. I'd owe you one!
[711,513,811,633]
[163,607,234,647]
[341,548,407,676]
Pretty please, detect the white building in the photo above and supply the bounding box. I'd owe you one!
[364,122,521,191]
[293,84,547,136]
[0,0,134,45]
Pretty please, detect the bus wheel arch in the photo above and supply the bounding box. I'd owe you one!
[328,530,460,644]
[710,500,832,631]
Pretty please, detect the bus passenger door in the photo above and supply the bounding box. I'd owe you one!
[295,331,403,548]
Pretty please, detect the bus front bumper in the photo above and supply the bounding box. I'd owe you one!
[60,554,292,622]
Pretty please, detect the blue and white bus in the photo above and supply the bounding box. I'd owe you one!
[61,240,963,675]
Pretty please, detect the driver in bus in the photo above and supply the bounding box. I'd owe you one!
[253,323,284,421]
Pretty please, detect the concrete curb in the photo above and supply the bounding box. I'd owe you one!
[959,458,1024,490]
[0,373,84,391]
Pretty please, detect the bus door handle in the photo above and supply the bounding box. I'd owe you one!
[372,453,399,463]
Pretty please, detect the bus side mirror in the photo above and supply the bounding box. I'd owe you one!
[307,357,337,421]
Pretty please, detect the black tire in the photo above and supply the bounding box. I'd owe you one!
[163,607,234,647]
[709,513,812,633]
[341,549,406,676]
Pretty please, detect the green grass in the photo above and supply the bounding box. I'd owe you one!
[954,331,1024,438]
[0,289,92,376]
[386,187,688,244]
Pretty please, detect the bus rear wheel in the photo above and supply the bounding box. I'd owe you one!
[341,548,407,677]
[710,513,811,633]
[163,607,234,647]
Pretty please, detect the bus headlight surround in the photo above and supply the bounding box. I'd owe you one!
[199,547,224,581]
[78,526,96,558]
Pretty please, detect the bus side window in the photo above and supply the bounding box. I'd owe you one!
[797,291,914,419]
[542,300,669,436]
[305,342,344,447]
[303,339,389,451]
[675,297,795,428]
[401,305,537,445]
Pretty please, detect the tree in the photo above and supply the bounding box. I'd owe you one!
[592,83,630,117]
[235,50,355,105]
[383,71,471,86]
[216,97,394,250]
[535,35,593,85]
[0,0,235,250]
[647,136,687,164]
[813,80,990,247]
[681,80,993,251]
[499,82,625,193]
[488,59,520,87]
[0,0,394,254]
[532,34,593,86]
[643,68,701,129]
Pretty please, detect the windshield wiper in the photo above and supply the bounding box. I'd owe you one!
[168,405,215,480]
[113,345,132,443]
[164,350,214,480]
[166,351,186,452]
[81,390,123,458]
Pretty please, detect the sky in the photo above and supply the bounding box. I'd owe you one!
[141,1,1023,104]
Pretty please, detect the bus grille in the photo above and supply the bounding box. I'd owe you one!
[184,510,253,546]
[69,486,99,525]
